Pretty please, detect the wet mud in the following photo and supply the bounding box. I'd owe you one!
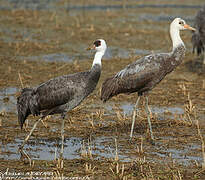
[0,0,205,179]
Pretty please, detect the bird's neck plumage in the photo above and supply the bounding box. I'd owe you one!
[169,25,186,64]
[85,63,101,97]
[90,63,101,81]
[89,50,104,84]
[162,26,186,74]
[92,51,104,67]
[170,26,185,51]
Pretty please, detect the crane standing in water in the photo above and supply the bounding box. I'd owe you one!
[17,39,107,157]
[101,18,195,142]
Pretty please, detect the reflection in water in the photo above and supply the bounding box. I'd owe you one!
[0,136,127,161]
[0,136,201,166]
[0,137,81,160]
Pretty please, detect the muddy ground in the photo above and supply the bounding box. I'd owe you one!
[0,0,205,179]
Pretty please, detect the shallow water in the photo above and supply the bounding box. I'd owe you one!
[19,47,150,63]
[1,1,202,11]
[0,87,18,113]
[0,135,202,166]
[0,0,204,177]
[0,88,203,167]
[0,136,127,161]
[106,101,184,119]
[67,4,202,11]
[150,144,202,166]
[0,0,201,63]
[24,53,74,62]
[139,13,195,22]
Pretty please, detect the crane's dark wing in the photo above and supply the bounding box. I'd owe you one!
[33,71,89,110]
[101,53,169,102]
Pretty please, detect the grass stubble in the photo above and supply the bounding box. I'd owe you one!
[0,0,205,179]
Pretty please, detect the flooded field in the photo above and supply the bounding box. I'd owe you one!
[0,0,205,179]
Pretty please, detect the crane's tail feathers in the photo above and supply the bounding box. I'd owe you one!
[101,77,120,102]
[191,32,204,56]
[17,88,39,129]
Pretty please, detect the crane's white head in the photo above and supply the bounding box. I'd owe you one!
[170,18,196,31]
[87,39,107,53]
[170,18,196,49]
[87,39,107,67]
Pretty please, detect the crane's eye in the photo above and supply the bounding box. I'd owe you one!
[179,21,184,25]
[94,40,101,47]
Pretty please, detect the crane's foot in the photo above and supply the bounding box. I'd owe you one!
[56,157,64,169]
[18,147,32,164]
[128,137,134,144]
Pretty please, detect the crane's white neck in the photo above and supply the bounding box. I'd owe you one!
[170,26,185,51]
[92,51,104,67]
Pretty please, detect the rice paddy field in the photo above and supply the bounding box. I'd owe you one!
[0,0,205,179]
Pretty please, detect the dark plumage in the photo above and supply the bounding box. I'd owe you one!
[191,5,205,57]
[101,46,185,102]
[17,40,107,129]
[17,39,107,155]
[17,66,101,128]
[101,18,195,141]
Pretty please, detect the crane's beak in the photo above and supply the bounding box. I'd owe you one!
[184,24,196,31]
[86,44,96,50]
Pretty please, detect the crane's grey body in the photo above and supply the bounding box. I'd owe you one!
[17,64,101,128]
[101,44,186,101]
[100,17,195,141]
[17,39,107,159]
[192,5,205,61]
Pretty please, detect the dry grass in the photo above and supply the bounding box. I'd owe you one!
[0,0,205,179]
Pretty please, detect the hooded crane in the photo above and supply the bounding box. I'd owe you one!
[191,5,205,65]
[101,18,195,142]
[17,39,107,157]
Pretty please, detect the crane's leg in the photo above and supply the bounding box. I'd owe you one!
[203,51,205,65]
[59,113,66,159]
[19,117,42,151]
[129,96,141,141]
[19,109,54,151]
[145,96,154,141]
